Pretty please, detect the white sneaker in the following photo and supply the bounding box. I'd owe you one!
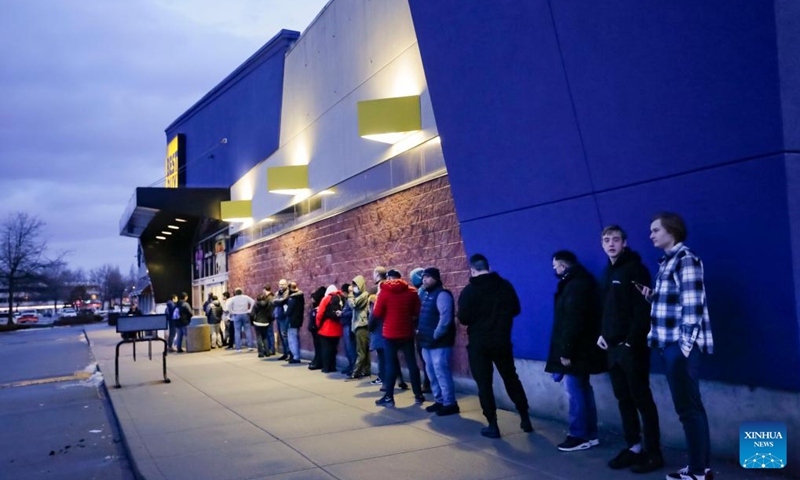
[236,349,242,353]
[247,348,254,352]
[588,438,600,447]
[667,467,712,480]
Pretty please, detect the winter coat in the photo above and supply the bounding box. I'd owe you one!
[600,249,652,347]
[416,285,456,349]
[373,279,421,340]
[350,275,370,331]
[251,298,273,326]
[317,289,344,338]
[545,264,607,375]
[273,290,288,321]
[176,300,193,327]
[286,290,305,328]
[457,272,520,347]
[206,300,223,325]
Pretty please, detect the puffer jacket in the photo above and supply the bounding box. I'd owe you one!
[373,279,421,340]
[317,287,344,338]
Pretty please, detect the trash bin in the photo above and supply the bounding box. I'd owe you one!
[108,312,120,327]
[186,315,210,352]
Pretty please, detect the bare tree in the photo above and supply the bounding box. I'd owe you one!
[0,213,57,324]
[90,264,125,308]
[40,260,74,311]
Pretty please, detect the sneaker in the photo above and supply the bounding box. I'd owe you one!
[398,382,409,390]
[425,402,443,413]
[557,436,594,452]
[277,354,288,361]
[236,349,242,353]
[589,438,600,446]
[375,395,395,407]
[247,348,254,352]
[436,403,461,416]
[369,377,382,385]
[608,448,644,469]
[414,394,425,404]
[480,422,501,439]
[520,415,533,433]
[258,354,264,358]
[176,348,184,353]
[630,452,664,474]
[668,467,713,480]
[288,359,301,364]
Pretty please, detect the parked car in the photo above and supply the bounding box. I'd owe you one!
[60,308,78,318]
[17,310,39,324]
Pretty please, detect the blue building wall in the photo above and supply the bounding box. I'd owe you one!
[165,30,299,189]
[408,0,800,391]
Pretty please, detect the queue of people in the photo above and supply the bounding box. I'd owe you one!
[164,211,713,480]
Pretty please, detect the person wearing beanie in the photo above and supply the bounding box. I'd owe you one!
[418,267,459,416]
[316,284,344,373]
[409,266,433,393]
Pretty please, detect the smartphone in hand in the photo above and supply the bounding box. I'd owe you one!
[632,281,652,297]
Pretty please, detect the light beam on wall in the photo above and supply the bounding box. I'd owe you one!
[220,200,252,222]
[358,95,421,144]
[267,165,309,195]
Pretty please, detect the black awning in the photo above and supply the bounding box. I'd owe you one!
[119,187,230,304]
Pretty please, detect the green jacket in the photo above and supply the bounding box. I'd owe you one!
[350,275,370,331]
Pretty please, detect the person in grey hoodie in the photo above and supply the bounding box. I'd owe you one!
[350,275,371,379]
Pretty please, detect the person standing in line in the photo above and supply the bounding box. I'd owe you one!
[251,292,274,358]
[226,288,255,353]
[316,285,344,373]
[339,283,356,375]
[349,275,371,379]
[221,291,233,350]
[285,281,305,364]
[174,292,193,353]
[457,253,533,438]
[273,279,290,359]
[417,267,459,416]
[597,225,663,473]
[206,294,224,348]
[638,213,714,480]
[165,294,178,352]
[262,286,276,356]
[307,286,327,370]
[410,266,433,394]
[546,251,605,452]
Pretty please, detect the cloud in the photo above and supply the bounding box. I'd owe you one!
[0,0,328,272]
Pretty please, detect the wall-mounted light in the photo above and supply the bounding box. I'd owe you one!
[167,225,179,230]
[220,199,253,222]
[175,218,188,223]
[267,165,309,195]
[358,95,421,144]
[155,235,167,240]
[160,231,173,236]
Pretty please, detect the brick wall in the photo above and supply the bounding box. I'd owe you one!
[229,175,473,376]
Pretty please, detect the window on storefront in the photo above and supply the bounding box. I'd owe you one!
[193,230,229,280]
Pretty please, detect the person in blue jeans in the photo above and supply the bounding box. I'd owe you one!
[417,267,459,416]
[546,251,607,452]
[174,292,193,353]
[225,287,255,352]
[638,213,714,480]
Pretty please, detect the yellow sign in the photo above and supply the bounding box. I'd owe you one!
[165,136,180,188]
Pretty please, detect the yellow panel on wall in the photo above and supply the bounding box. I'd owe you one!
[220,200,252,221]
[357,95,421,138]
[267,165,309,194]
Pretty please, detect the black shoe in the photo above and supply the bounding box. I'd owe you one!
[288,359,301,364]
[177,348,184,353]
[557,436,593,452]
[480,421,501,439]
[308,364,321,370]
[608,448,643,469]
[436,403,460,416]
[519,414,533,433]
[630,452,664,474]
[398,382,409,390]
[369,377,382,385]
[258,354,265,358]
[425,402,443,413]
[375,395,395,407]
[277,354,288,361]
[414,394,425,404]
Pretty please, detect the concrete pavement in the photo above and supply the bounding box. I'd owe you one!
[83,324,789,480]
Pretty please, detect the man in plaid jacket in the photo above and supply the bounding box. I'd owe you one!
[639,212,714,480]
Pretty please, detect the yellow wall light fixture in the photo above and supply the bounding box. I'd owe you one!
[267,164,309,195]
[358,95,421,144]
[220,200,253,222]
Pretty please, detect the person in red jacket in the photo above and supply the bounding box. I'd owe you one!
[316,285,344,373]
[373,269,424,407]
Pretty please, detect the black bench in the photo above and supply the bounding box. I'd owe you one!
[114,314,171,388]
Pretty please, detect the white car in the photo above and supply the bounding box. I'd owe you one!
[18,309,39,324]
[60,308,78,318]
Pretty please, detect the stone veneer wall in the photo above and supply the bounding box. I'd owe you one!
[229,175,473,376]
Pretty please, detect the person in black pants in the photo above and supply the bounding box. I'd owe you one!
[597,225,663,473]
[307,286,327,370]
[457,253,532,438]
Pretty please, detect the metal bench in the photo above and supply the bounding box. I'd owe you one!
[114,314,171,388]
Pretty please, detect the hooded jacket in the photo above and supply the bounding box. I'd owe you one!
[251,296,273,326]
[350,275,370,331]
[373,279,421,340]
[317,285,344,338]
[600,248,652,347]
[545,264,606,375]
[286,289,305,328]
[457,272,520,346]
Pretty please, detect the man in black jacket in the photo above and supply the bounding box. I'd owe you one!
[546,251,605,452]
[285,281,305,364]
[597,225,663,473]
[457,253,532,438]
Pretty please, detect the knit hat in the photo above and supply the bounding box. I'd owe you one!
[409,268,424,288]
[422,267,441,282]
[373,266,387,284]
[386,269,402,279]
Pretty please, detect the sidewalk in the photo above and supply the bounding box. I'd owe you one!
[84,324,787,480]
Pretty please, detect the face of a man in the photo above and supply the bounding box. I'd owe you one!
[552,259,568,277]
[278,280,288,291]
[650,219,676,250]
[602,231,627,262]
[422,275,437,290]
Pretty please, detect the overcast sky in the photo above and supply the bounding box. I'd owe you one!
[0,0,329,275]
